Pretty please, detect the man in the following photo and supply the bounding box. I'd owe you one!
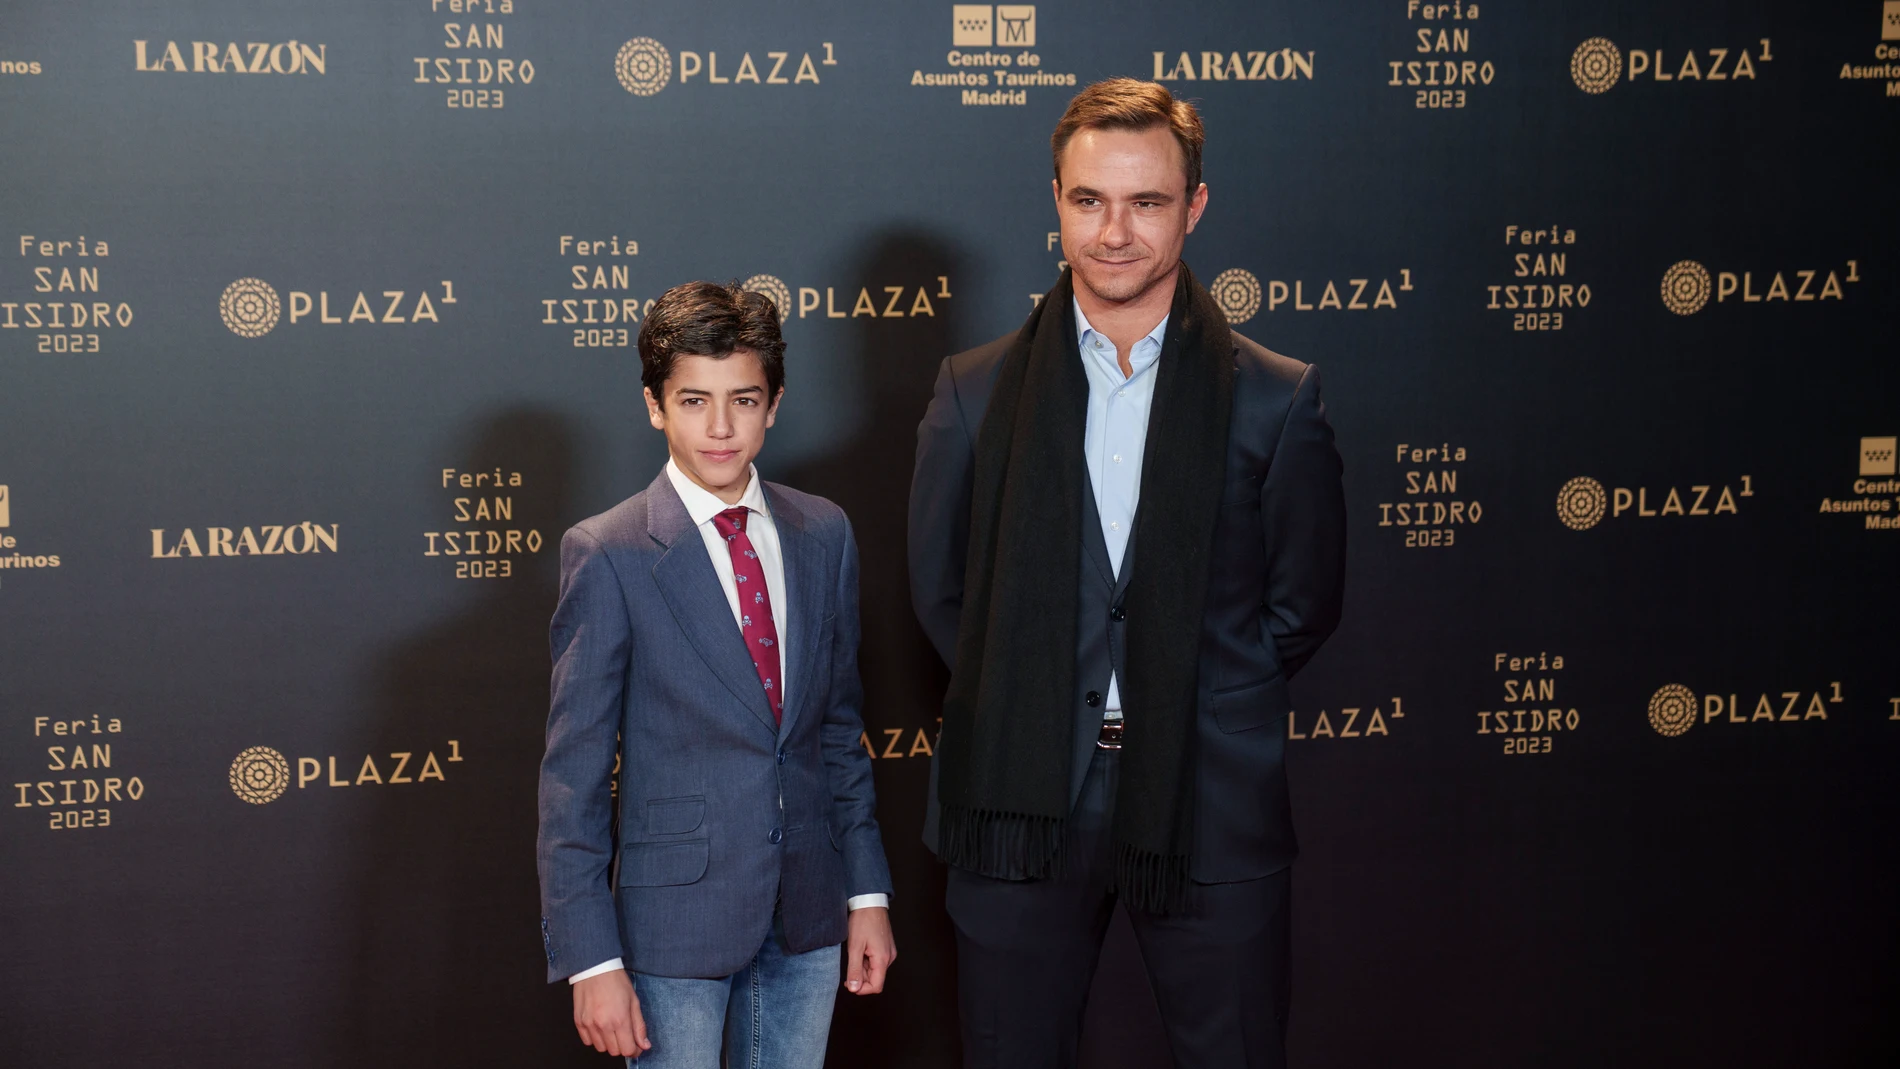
[538,280,896,1067]
[909,79,1346,1067]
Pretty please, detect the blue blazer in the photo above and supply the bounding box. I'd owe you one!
[536,470,893,981]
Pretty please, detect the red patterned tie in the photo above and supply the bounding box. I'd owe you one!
[712,507,782,723]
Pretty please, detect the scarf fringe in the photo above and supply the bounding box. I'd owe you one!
[937,805,1066,881]
[1114,841,1192,915]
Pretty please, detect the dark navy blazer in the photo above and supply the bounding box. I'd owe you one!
[909,328,1346,883]
[537,470,892,981]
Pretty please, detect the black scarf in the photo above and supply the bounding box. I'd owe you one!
[936,264,1234,913]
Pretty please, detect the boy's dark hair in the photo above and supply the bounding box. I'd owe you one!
[638,280,786,403]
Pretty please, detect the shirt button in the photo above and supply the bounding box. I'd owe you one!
[1110,521,1120,531]
[769,828,783,844]
[1112,454,1122,464]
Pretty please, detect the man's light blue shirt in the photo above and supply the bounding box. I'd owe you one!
[1074,297,1167,716]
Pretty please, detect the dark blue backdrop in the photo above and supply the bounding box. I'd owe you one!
[3,1,1896,1066]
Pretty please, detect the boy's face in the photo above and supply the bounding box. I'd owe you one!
[645,350,781,503]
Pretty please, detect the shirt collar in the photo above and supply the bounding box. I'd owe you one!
[665,457,769,527]
[1073,296,1168,357]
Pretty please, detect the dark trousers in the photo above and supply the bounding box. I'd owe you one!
[946,748,1292,1069]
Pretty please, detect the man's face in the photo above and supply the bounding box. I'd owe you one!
[644,350,781,500]
[1053,125,1209,306]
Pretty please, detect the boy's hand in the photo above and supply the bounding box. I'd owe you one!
[844,906,896,995]
[573,969,651,1058]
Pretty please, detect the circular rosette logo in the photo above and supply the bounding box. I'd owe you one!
[219,278,281,338]
[1210,268,1262,325]
[1555,476,1607,530]
[741,274,792,323]
[229,745,290,804]
[1660,260,1712,316]
[615,37,672,96]
[1570,37,1622,93]
[1647,684,1698,737]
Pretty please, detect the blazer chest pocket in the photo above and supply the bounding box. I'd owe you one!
[644,795,706,836]
[1210,676,1290,734]
[618,840,709,887]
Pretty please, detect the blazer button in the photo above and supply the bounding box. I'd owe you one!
[1085,691,1102,708]
[769,827,783,844]
[776,749,787,765]
[1109,606,1126,622]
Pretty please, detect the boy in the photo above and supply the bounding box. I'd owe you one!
[538,280,895,1067]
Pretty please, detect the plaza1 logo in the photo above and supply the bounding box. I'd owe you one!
[1378,441,1480,549]
[1817,436,1900,531]
[228,740,464,804]
[1386,1,1496,110]
[411,0,537,110]
[916,6,1077,107]
[6,235,135,354]
[1485,223,1591,332]
[150,522,340,559]
[1569,36,1771,93]
[1657,259,1862,316]
[861,720,940,761]
[0,485,64,575]
[217,278,459,338]
[15,714,137,833]
[1644,681,1842,738]
[614,35,835,97]
[1834,3,1900,98]
[1209,268,1413,325]
[739,273,953,322]
[1554,474,1753,531]
[1476,651,1580,756]
[135,39,326,75]
[1287,697,1406,742]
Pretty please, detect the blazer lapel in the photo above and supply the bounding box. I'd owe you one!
[645,473,780,735]
[766,484,827,742]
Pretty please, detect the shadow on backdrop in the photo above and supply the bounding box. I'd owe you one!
[343,408,594,1066]
[772,229,968,1069]
[777,229,1169,1069]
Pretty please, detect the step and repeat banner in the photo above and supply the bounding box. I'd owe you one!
[2,1,1895,1066]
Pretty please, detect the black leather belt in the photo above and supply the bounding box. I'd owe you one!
[1096,720,1124,750]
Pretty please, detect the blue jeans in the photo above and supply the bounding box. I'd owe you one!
[628,929,840,1069]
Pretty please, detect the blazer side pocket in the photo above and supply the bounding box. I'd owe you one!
[617,839,710,887]
[1210,675,1290,734]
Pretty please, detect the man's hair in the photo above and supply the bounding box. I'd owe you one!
[1050,78,1205,193]
[638,280,786,402]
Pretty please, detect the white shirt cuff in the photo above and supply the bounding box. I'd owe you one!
[847,894,889,911]
[567,958,624,984]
